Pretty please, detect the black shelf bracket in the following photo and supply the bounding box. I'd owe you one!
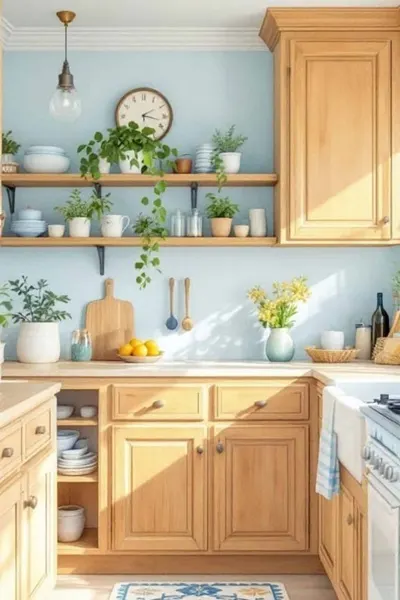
[190,182,198,210]
[96,246,105,276]
[94,182,102,198]
[4,185,16,215]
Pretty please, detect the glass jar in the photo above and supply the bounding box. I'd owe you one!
[186,209,203,237]
[170,209,185,237]
[71,329,92,362]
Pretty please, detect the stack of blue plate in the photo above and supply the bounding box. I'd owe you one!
[11,207,46,237]
[194,143,215,173]
[25,145,67,156]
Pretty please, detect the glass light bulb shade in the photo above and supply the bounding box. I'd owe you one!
[49,86,82,123]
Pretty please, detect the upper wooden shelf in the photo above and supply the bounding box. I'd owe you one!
[1,173,278,188]
[0,236,277,247]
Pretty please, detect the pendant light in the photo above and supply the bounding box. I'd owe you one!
[49,10,82,123]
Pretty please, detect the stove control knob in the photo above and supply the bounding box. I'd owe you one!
[374,457,383,470]
[384,465,392,480]
[379,462,387,475]
[362,446,372,460]
[391,470,399,483]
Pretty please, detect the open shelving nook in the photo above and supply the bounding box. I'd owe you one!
[1,172,278,274]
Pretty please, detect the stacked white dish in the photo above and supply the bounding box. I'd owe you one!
[11,207,47,237]
[57,432,97,475]
[24,145,70,174]
[194,143,215,173]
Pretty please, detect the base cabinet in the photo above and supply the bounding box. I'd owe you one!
[0,477,24,600]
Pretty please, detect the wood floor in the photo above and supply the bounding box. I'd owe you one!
[53,575,337,600]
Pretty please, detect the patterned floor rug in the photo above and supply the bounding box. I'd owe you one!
[109,582,289,600]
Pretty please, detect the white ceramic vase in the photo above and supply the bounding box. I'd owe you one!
[249,208,267,237]
[98,157,111,174]
[2,153,15,164]
[58,505,85,542]
[219,152,241,174]
[69,217,91,237]
[119,150,143,174]
[17,322,60,364]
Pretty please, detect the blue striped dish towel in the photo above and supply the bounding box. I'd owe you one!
[316,386,340,499]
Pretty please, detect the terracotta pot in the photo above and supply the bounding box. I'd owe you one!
[175,158,192,174]
[210,218,232,237]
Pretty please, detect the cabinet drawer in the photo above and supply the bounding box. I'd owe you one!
[213,382,309,420]
[112,384,206,421]
[24,401,52,459]
[0,421,23,479]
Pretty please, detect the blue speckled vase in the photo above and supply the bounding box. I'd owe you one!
[265,328,295,362]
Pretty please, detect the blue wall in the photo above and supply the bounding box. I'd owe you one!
[1,51,397,359]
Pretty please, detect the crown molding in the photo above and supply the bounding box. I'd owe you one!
[1,19,265,51]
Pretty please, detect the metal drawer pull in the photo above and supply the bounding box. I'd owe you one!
[216,441,224,454]
[255,400,267,408]
[24,496,38,510]
[2,447,14,458]
[383,216,390,225]
[347,514,354,526]
[35,425,46,435]
[152,400,165,409]
[196,446,204,455]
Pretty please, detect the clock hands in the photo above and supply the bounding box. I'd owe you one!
[142,109,155,117]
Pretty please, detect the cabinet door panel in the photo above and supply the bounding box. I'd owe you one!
[290,38,391,241]
[213,424,309,552]
[0,478,23,600]
[112,425,207,551]
[337,483,356,600]
[319,494,337,580]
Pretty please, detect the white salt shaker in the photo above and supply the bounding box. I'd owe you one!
[249,208,267,237]
[355,321,372,360]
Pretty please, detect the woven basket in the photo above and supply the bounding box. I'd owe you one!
[372,338,386,360]
[305,346,359,363]
[2,162,18,174]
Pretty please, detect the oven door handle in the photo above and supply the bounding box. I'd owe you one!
[367,472,400,509]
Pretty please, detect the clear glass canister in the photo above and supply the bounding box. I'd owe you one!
[170,209,185,237]
[187,209,203,237]
[71,329,92,362]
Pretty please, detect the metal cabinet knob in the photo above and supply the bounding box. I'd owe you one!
[216,441,224,454]
[152,400,165,409]
[196,446,204,455]
[254,400,267,408]
[1,447,14,458]
[35,425,46,435]
[24,496,38,510]
[347,513,354,526]
[383,216,390,225]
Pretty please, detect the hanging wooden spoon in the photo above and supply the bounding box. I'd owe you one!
[182,278,194,331]
[165,278,178,331]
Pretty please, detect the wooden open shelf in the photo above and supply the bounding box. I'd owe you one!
[58,528,99,555]
[57,472,98,483]
[57,418,98,427]
[2,173,278,188]
[0,236,277,247]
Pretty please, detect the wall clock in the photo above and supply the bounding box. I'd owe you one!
[115,87,173,140]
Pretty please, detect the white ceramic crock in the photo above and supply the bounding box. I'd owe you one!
[99,157,111,174]
[2,153,15,164]
[219,152,241,174]
[119,150,143,174]
[58,505,85,543]
[321,330,345,350]
[69,217,91,238]
[249,208,267,237]
[100,214,130,238]
[48,224,65,238]
[17,322,60,364]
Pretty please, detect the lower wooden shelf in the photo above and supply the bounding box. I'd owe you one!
[57,418,98,427]
[58,472,98,483]
[58,528,99,555]
[0,236,277,247]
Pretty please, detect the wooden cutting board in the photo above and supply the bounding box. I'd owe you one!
[85,279,134,361]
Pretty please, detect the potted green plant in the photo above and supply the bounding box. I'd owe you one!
[9,277,71,364]
[2,130,21,168]
[78,131,118,178]
[248,276,311,362]
[205,194,239,237]
[212,125,248,174]
[55,189,112,237]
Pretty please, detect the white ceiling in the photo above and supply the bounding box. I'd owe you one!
[3,0,399,28]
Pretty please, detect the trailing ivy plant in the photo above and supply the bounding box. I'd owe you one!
[55,189,112,221]
[0,284,12,328]
[2,130,21,155]
[8,277,71,323]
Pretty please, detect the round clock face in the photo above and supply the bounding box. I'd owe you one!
[115,88,173,140]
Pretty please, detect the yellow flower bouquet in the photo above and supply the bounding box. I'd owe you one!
[248,276,311,329]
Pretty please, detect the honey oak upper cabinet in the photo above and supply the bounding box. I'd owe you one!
[260,9,400,244]
[213,424,309,552]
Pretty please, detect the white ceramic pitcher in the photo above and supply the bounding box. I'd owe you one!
[101,214,130,238]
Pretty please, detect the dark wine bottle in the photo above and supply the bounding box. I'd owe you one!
[371,292,390,347]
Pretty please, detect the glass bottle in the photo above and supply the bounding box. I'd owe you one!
[170,209,185,237]
[186,209,203,237]
[371,293,390,347]
[71,329,92,362]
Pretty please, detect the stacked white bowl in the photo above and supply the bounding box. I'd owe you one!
[24,145,70,174]
[194,143,215,173]
[57,431,98,475]
[11,207,47,237]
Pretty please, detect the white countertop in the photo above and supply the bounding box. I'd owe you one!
[2,359,400,386]
[0,381,61,427]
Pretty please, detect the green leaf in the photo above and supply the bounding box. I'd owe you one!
[154,198,162,208]
[77,144,86,153]
[141,197,149,206]
[135,262,144,269]
[94,132,103,142]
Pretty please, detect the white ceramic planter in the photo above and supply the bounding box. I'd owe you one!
[69,217,91,238]
[98,157,111,174]
[17,322,60,364]
[2,153,15,164]
[219,152,241,174]
[58,505,85,543]
[119,150,143,174]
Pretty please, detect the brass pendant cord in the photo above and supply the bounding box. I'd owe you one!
[64,23,68,64]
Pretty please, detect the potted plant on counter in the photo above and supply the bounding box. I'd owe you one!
[9,276,71,364]
[206,194,239,237]
[2,130,21,173]
[55,189,112,237]
[212,125,247,174]
[248,276,311,362]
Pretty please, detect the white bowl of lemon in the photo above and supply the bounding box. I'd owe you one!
[118,339,163,363]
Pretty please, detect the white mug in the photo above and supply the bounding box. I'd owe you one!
[48,224,65,238]
[321,330,345,350]
[101,214,130,238]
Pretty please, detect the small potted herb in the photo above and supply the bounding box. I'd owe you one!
[2,130,21,171]
[9,277,71,364]
[205,194,239,237]
[55,189,112,237]
[212,125,248,174]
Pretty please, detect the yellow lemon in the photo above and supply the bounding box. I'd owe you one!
[119,343,133,356]
[145,340,160,355]
[129,338,143,348]
[132,344,148,357]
